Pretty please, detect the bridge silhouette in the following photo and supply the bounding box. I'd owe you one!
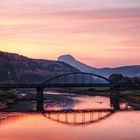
[0,72,138,112]
[0,72,112,89]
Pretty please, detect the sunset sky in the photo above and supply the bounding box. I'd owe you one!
[0,0,140,67]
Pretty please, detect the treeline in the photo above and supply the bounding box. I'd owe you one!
[0,51,79,84]
[109,74,140,84]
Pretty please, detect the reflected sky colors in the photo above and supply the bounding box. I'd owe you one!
[0,0,140,67]
[0,95,140,140]
[0,112,140,140]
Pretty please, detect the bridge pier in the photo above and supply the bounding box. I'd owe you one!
[36,86,44,112]
[110,87,120,110]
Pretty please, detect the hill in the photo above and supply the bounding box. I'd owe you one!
[0,51,79,84]
[58,55,140,77]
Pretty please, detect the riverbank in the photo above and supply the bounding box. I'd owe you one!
[1,88,140,112]
[51,87,140,96]
[47,87,110,96]
[120,90,140,107]
[47,88,140,107]
[0,90,23,110]
[1,91,81,112]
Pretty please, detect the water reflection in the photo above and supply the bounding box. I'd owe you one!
[0,110,115,127]
[43,95,131,112]
[0,95,140,140]
[43,110,115,126]
[0,112,25,126]
[0,111,140,140]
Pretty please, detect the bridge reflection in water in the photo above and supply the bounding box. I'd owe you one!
[43,109,115,126]
[41,95,120,126]
[0,109,115,126]
[0,94,134,127]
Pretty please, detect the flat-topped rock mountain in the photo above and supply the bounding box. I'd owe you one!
[58,55,140,77]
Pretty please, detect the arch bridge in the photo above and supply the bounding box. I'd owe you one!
[37,72,120,112]
[0,72,120,112]
[41,72,112,88]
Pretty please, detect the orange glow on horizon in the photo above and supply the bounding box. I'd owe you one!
[0,0,140,67]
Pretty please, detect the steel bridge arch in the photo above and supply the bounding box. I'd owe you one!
[41,72,113,86]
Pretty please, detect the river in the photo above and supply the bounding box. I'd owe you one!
[0,92,140,140]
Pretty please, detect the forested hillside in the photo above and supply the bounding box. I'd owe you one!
[0,51,79,84]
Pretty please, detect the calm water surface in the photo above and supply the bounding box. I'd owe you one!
[0,93,140,140]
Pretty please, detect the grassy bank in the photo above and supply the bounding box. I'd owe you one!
[126,96,140,104]
[48,87,140,104]
[120,90,140,104]
[47,87,110,96]
[0,90,23,110]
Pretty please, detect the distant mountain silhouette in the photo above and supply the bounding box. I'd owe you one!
[0,51,79,84]
[58,55,140,77]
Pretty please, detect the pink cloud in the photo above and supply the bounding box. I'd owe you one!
[0,0,140,67]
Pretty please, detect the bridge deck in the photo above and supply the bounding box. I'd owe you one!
[0,83,111,89]
[0,83,139,90]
